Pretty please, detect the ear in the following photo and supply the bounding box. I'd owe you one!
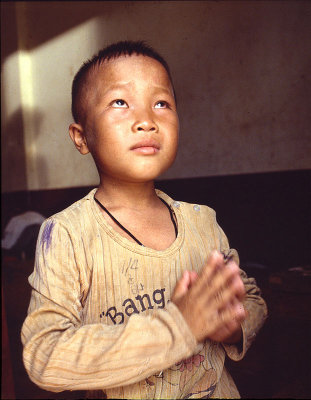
[69,123,90,155]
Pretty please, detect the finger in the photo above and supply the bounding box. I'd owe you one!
[172,271,191,301]
[230,273,246,301]
[191,251,225,295]
[212,280,246,316]
[208,298,245,335]
[215,268,245,304]
[233,300,247,321]
[216,308,240,331]
[223,318,241,336]
[212,319,241,342]
[201,250,225,279]
[222,299,246,325]
[211,288,236,311]
[225,265,246,301]
[189,270,198,285]
[202,261,242,304]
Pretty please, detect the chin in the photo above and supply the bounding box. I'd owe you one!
[127,173,161,183]
[124,169,166,183]
[124,161,172,182]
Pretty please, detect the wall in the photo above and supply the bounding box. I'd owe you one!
[2,1,311,192]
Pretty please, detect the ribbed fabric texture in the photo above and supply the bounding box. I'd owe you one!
[21,189,267,399]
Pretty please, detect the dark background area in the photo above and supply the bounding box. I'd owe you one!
[3,169,310,271]
[2,169,311,399]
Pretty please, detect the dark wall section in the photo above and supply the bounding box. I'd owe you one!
[2,170,310,271]
[157,169,311,271]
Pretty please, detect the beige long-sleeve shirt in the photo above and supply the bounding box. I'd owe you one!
[21,189,267,399]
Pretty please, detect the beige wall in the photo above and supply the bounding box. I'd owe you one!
[2,1,311,192]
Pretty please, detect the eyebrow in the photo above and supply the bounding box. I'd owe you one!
[152,85,173,95]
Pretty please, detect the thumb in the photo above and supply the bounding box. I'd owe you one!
[189,270,198,285]
[172,271,191,302]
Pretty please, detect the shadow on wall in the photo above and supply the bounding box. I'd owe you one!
[2,108,27,192]
[2,107,49,192]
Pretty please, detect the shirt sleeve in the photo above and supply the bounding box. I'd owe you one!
[215,219,268,361]
[21,218,199,393]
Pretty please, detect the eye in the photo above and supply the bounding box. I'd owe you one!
[111,99,128,108]
[154,101,169,109]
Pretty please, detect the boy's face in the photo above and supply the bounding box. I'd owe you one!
[73,55,179,184]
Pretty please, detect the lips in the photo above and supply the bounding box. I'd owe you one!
[130,139,160,154]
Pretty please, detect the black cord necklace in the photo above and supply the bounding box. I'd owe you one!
[94,195,178,247]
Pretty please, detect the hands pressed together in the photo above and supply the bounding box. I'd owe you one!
[172,251,247,344]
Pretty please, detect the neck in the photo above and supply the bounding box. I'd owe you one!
[95,176,159,210]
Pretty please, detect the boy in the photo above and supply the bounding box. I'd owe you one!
[21,41,267,399]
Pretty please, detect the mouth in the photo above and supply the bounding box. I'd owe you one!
[130,140,160,155]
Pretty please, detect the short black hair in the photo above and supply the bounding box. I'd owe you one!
[71,40,175,124]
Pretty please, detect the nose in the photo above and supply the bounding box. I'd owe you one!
[131,110,159,134]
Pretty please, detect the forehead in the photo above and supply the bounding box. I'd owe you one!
[86,54,173,97]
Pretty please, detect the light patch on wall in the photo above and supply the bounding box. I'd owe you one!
[3,14,104,190]
[2,49,39,190]
[1,52,21,122]
[17,50,39,189]
[1,49,28,191]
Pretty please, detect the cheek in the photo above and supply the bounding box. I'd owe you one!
[166,116,179,149]
[170,139,179,164]
[83,117,97,148]
[170,112,179,136]
[85,119,108,149]
[84,132,95,153]
[163,131,178,168]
